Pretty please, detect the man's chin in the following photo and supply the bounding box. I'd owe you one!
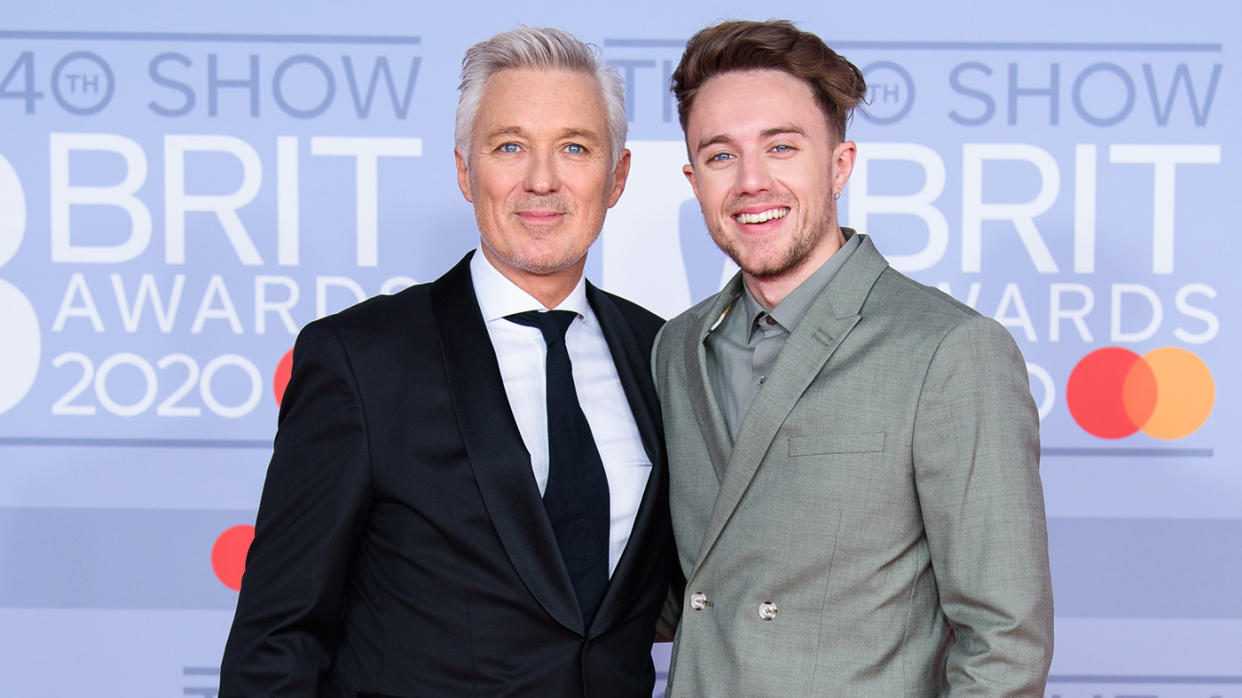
[741,264,793,279]
[716,232,829,281]
[511,253,588,277]
[720,247,795,280]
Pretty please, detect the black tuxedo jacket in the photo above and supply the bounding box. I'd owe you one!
[220,253,673,697]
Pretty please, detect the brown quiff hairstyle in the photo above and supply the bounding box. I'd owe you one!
[671,19,867,142]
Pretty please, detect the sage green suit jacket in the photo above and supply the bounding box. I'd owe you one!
[653,235,1053,697]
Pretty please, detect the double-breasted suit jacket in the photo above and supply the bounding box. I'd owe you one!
[221,253,673,698]
[653,235,1053,697]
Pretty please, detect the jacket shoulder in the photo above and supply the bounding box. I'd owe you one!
[652,291,728,372]
[306,282,434,340]
[871,267,983,326]
[661,292,723,342]
[593,287,665,346]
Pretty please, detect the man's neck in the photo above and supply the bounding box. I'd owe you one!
[478,245,585,310]
[743,226,845,310]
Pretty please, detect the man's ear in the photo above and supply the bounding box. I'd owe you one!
[832,140,857,194]
[455,148,473,203]
[607,148,632,207]
[682,163,700,200]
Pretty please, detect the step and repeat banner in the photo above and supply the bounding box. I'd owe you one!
[1,2,1237,696]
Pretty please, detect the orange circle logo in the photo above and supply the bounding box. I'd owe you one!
[1066,347,1214,440]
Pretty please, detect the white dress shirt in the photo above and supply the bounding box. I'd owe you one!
[469,251,652,576]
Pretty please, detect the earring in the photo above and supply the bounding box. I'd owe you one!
[833,191,842,201]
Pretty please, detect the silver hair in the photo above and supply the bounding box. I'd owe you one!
[455,27,627,166]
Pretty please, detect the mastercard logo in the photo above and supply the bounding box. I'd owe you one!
[1066,347,1214,440]
[211,524,255,591]
[274,347,294,406]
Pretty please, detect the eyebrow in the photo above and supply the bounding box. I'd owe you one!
[761,125,807,139]
[559,128,601,143]
[694,125,808,154]
[485,126,601,142]
[486,126,527,141]
[694,134,736,154]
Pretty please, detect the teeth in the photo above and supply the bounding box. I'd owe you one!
[735,208,788,224]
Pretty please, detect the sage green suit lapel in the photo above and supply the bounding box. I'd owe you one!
[681,280,744,484]
[688,235,891,580]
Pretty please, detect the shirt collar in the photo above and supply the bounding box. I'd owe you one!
[740,228,862,339]
[469,249,592,322]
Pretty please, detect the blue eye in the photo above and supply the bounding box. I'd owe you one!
[498,143,520,153]
[709,152,735,162]
[772,144,793,153]
[565,143,585,154]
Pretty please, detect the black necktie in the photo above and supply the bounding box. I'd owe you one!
[506,309,610,625]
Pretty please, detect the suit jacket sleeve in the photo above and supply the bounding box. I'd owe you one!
[648,323,685,644]
[219,318,373,696]
[911,315,1054,696]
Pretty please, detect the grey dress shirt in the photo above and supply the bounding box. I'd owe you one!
[705,229,861,440]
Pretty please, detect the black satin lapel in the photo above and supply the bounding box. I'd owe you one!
[430,253,582,634]
[584,287,668,635]
[587,286,662,465]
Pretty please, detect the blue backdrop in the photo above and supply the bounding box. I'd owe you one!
[1,2,1238,696]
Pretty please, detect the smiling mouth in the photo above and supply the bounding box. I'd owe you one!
[734,207,789,224]
[517,210,566,221]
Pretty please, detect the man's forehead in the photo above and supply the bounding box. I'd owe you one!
[686,71,831,141]
[473,69,609,136]
[479,66,601,98]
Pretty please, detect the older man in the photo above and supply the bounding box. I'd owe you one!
[654,20,1054,696]
[220,27,672,697]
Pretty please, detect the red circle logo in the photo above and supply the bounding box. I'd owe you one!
[211,524,255,591]
[1066,347,1214,440]
[273,347,294,406]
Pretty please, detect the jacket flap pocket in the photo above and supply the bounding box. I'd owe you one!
[788,432,885,457]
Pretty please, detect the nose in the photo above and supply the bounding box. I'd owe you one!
[734,153,773,196]
[523,149,560,195]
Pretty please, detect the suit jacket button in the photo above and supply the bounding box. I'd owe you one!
[758,601,778,621]
[689,591,708,611]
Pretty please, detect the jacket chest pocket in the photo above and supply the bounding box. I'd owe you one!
[787,431,886,457]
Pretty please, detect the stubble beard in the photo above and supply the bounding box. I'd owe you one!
[708,198,835,279]
[476,194,597,277]
[477,221,592,277]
